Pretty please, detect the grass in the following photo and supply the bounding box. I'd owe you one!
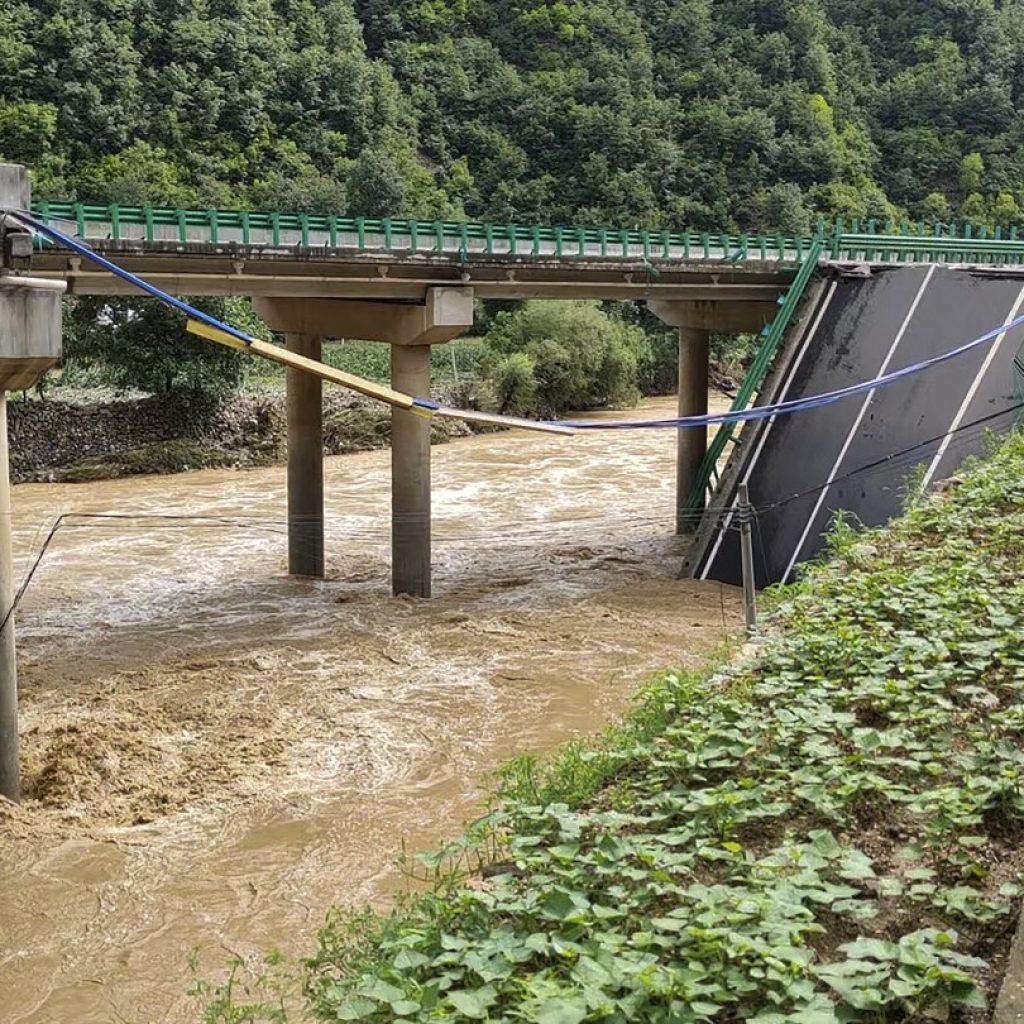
[207,431,1024,1022]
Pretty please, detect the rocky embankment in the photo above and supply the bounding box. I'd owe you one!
[8,389,481,484]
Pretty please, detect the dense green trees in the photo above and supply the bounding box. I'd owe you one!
[7,0,1024,400]
[64,296,270,396]
[5,0,1024,233]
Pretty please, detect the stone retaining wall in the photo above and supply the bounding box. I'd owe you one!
[7,389,478,483]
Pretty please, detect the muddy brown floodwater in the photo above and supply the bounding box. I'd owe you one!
[0,395,741,1024]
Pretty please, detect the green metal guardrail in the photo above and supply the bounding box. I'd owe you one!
[28,201,816,263]
[682,240,825,523]
[27,203,1024,266]
[26,203,1024,516]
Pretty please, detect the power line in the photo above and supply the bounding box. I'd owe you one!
[756,400,1024,515]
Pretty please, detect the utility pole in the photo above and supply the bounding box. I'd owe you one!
[0,164,63,801]
[738,482,758,637]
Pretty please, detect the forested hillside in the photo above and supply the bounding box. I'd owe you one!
[4,0,1024,233]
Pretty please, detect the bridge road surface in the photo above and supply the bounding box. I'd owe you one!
[692,265,1024,587]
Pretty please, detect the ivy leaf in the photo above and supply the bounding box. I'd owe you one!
[650,917,687,932]
[359,978,405,1004]
[334,996,377,1020]
[809,831,842,858]
[447,986,497,1018]
[391,999,421,1016]
[837,938,898,961]
[542,889,589,921]
[394,949,430,970]
[534,997,588,1024]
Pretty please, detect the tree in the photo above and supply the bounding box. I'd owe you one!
[64,296,268,399]
[764,183,812,236]
[992,192,1020,229]
[960,192,989,227]
[484,300,644,416]
[920,192,951,223]
[346,148,406,217]
[959,153,985,194]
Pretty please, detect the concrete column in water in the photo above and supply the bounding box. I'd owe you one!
[390,344,432,598]
[254,289,473,597]
[286,333,325,578]
[676,326,710,534]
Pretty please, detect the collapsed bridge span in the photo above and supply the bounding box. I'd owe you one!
[687,264,1024,587]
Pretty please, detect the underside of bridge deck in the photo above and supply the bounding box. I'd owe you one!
[32,245,793,303]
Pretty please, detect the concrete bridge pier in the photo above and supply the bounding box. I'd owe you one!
[390,345,432,597]
[0,163,64,801]
[254,289,474,597]
[675,326,711,533]
[285,333,324,577]
[648,300,777,534]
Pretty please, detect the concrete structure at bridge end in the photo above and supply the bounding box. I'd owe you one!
[254,289,474,597]
[0,164,64,801]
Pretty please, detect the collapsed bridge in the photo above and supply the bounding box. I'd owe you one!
[688,261,1024,587]
[13,181,1024,597]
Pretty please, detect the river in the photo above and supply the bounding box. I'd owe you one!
[0,395,741,1023]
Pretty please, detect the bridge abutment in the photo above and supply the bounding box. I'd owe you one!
[285,333,325,578]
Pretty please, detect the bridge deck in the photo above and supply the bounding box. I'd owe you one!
[687,264,1024,586]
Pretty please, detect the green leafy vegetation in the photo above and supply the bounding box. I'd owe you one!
[201,431,1024,1021]
[63,296,271,399]
[484,301,648,417]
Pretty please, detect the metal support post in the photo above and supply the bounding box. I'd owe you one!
[738,482,758,636]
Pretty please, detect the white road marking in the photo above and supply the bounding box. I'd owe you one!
[919,283,1024,491]
[781,265,936,583]
[700,281,839,579]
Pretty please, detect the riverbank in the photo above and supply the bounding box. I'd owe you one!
[230,430,1024,1022]
[7,386,487,484]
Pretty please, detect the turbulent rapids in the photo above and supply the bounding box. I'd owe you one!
[0,396,740,1024]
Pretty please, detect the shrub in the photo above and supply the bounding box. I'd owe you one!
[491,351,538,414]
[483,300,645,417]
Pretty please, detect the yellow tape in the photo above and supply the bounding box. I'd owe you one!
[186,320,251,351]
[186,319,575,434]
